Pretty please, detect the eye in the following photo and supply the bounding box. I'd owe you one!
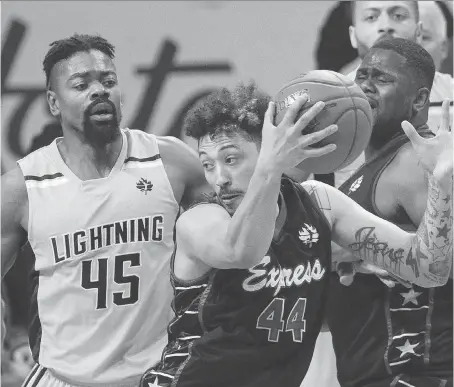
[356,73,367,80]
[103,79,117,88]
[202,162,214,172]
[393,13,407,21]
[364,14,378,22]
[225,156,237,165]
[74,83,87,91]
[377,76,390,83]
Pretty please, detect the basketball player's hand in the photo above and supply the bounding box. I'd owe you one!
[402,98,453,193]
[337,261,412,288]
[258,94,338,174]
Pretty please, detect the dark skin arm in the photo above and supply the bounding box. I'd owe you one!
[157,136,212,210]
[1,167,28,278]
[1,167,28,346]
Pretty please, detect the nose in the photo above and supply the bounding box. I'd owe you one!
[359,77,375,95]
[377,13,395,35]
[215,165,231,190]
[90,82,109,100]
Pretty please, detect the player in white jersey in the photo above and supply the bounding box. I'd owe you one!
[1,34,210,387]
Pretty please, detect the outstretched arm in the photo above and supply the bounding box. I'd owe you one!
[329,99,452,287]
[306,179,451,288]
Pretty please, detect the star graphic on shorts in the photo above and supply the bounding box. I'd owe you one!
[428,241,450,263]
[396,339,419,357]
[400,288,422,306]
[148,380,160,387]
[436,224,451,239]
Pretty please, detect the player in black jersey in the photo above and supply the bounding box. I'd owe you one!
[327,38,453,387]
[141,78,452,387]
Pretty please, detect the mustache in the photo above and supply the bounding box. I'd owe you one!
[375,33,394,44]
[217,189,244,198]
[85,98,117,116]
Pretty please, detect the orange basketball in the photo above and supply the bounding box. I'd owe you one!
[274,70,373,174]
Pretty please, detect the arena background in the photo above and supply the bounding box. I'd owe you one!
[1,1,453,386]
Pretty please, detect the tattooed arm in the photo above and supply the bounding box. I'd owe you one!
[304,175,452,288]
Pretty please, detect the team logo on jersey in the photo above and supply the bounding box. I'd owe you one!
[298,223,319,247]
[348,175,363,195]
[136,178,153,194]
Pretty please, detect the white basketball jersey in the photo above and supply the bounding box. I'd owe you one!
[17,129,179,386]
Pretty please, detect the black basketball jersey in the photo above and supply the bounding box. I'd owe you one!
[326,127,453,387]
[140,176,332,387]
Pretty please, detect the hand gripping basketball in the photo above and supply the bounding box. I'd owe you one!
[401,98,453,193]
[258,94,338,175]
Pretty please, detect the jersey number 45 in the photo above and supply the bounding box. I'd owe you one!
[257,298,307,343]
[81,253,141,309]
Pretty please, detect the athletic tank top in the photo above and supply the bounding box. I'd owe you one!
[326,128,453,386]
[141,176,332,387]
[337,70,453,188]
[17,129,179,386]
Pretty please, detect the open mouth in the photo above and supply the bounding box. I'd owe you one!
[90,102,114,118]
[367,97,378,110]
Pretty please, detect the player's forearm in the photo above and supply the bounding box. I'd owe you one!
[347,176,452,287]
[224,165,282,269]
[410,175,453,286]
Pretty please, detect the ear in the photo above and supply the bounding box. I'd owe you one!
[349,25,358,49]
[46,90,60,117]
[440,39,449,62]
[412,87,430,114]
[415,21,423,44]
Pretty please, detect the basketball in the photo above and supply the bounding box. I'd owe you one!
[274,70,373,174]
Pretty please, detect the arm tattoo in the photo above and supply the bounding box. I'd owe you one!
[348,175,452,286]
[303,182,333,228]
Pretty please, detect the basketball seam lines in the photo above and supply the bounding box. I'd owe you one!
[330,72,361,167]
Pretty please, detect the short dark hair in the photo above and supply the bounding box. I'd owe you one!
[349,1,420,25]
[42,34,115,89]
[184,82,271,144]
[371,37,435,90]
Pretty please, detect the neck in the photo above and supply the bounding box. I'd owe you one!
[364,120,426,161]
[364,143,380,161]
[59,127,123,179]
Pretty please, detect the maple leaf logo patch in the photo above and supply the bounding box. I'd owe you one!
[298,223,319,247]
[348,175,363,195]
[136,178,153,194]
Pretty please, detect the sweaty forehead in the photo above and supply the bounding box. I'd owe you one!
[360,48,408,76]
[51,49,116,83]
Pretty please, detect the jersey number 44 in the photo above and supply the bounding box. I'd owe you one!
[257,298,308,343]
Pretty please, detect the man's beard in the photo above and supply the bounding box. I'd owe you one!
[83,98,121,146]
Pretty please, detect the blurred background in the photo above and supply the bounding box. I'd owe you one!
[1,1,453,385]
